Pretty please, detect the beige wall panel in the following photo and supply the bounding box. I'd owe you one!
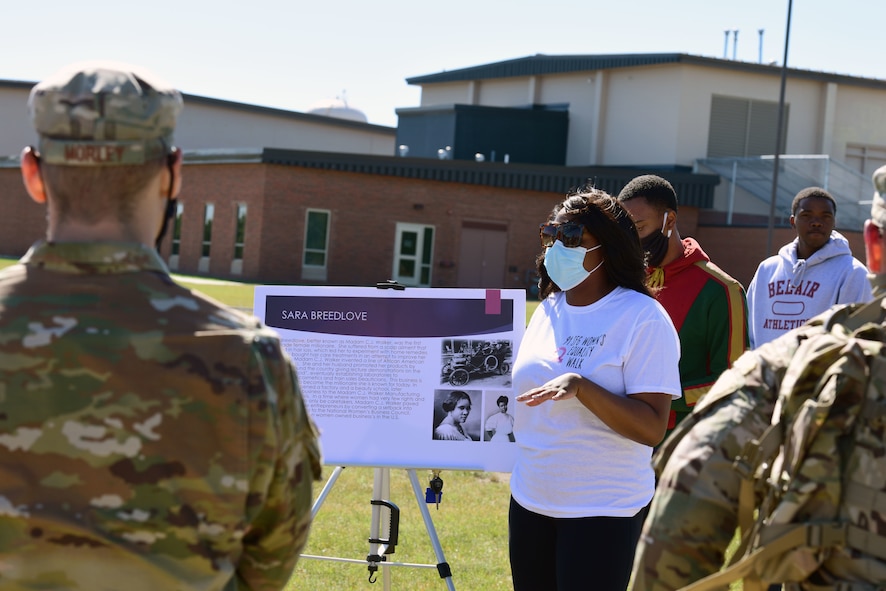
[831,84,886,157]
[602,66,684,165]
[0,87,37,158]
[177,103,395,155]
[537,73,600,165]
[419,81,476,106]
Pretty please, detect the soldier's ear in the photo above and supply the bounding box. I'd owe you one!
[164,147,183,200]
[20,147,47,204]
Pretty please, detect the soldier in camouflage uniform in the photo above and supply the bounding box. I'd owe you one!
[628,167,886,590]
[0,62,322,590]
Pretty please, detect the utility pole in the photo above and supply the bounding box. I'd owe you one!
[766,0,794,256]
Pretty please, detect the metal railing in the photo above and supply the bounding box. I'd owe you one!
[695,155,870,230]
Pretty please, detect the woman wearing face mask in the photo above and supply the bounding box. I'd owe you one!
[508,188,681,591]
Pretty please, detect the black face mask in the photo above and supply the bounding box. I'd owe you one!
[640,212,671,268]
[641,230,669,268]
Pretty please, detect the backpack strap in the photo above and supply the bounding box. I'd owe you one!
[842,481,886,561]
[683,483,886,590]
[827,294,886,334]
[802,583,886,591]
[679,523,850,591]
[730,422,783,559]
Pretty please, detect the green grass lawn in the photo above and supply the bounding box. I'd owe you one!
[290,468,514,590]
[172,275,258,310]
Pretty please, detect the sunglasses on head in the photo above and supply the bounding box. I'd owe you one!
[539,222,585,248]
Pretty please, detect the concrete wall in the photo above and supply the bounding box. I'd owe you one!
[0,86,35,159]
[175,101,395,155]
[602,65,686,166]
[831,83,886,165]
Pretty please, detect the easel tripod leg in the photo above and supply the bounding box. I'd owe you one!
[407,469,456,591]
[312,465,345,519]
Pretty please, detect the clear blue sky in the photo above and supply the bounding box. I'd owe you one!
[3,0,882,128]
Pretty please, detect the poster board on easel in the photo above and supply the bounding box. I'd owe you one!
[253,285,525,472]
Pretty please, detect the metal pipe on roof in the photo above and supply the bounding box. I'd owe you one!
[758,29,765,63]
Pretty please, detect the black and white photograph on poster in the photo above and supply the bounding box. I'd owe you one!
[252,285,526,472]
[482,392,516,442]
[440,339,513,388]
[431,389,481,441]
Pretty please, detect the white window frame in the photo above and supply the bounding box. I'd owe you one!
[231,203,247,275]
[302,208,330,281]
[199,203,214,273]
[168,202,184,270]
[392,223,435,287]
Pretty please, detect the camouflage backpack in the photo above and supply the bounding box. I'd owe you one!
[680,296,886,591]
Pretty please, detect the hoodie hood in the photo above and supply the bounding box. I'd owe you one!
[666,237,709,273]
[778,230,852,287]
[648,237,710,276]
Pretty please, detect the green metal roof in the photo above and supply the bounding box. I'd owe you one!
[260,148,719,208]
[406,53,886,90]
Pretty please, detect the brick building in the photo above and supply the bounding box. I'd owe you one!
[0,149,731,289]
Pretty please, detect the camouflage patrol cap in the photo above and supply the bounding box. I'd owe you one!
[28,61,183,166]
[872,165,886,228]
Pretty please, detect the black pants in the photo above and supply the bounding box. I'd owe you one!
[508,496,647,591]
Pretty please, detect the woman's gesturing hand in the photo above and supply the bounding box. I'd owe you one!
[516,372,585,406]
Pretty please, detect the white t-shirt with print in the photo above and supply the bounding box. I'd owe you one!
[510,287,681,519]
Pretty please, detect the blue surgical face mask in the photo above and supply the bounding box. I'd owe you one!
[544,240,604,291]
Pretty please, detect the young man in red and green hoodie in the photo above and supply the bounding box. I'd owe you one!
[618,175,749,438]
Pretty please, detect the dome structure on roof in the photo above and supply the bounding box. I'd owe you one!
[306,96,368,123]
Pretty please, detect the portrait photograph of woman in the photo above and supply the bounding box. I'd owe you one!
[431,389,481,441]
[483,393,515,442]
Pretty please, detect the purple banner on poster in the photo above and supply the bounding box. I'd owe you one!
[264,295,514,337]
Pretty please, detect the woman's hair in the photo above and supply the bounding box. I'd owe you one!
[496,395,509,406]
[536,187,651,299]
[442,390,471,412]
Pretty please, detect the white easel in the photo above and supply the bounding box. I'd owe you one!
[301,465,457,590]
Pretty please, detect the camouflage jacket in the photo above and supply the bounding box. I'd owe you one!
[629,275,886,591]
[0,242,322,591]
